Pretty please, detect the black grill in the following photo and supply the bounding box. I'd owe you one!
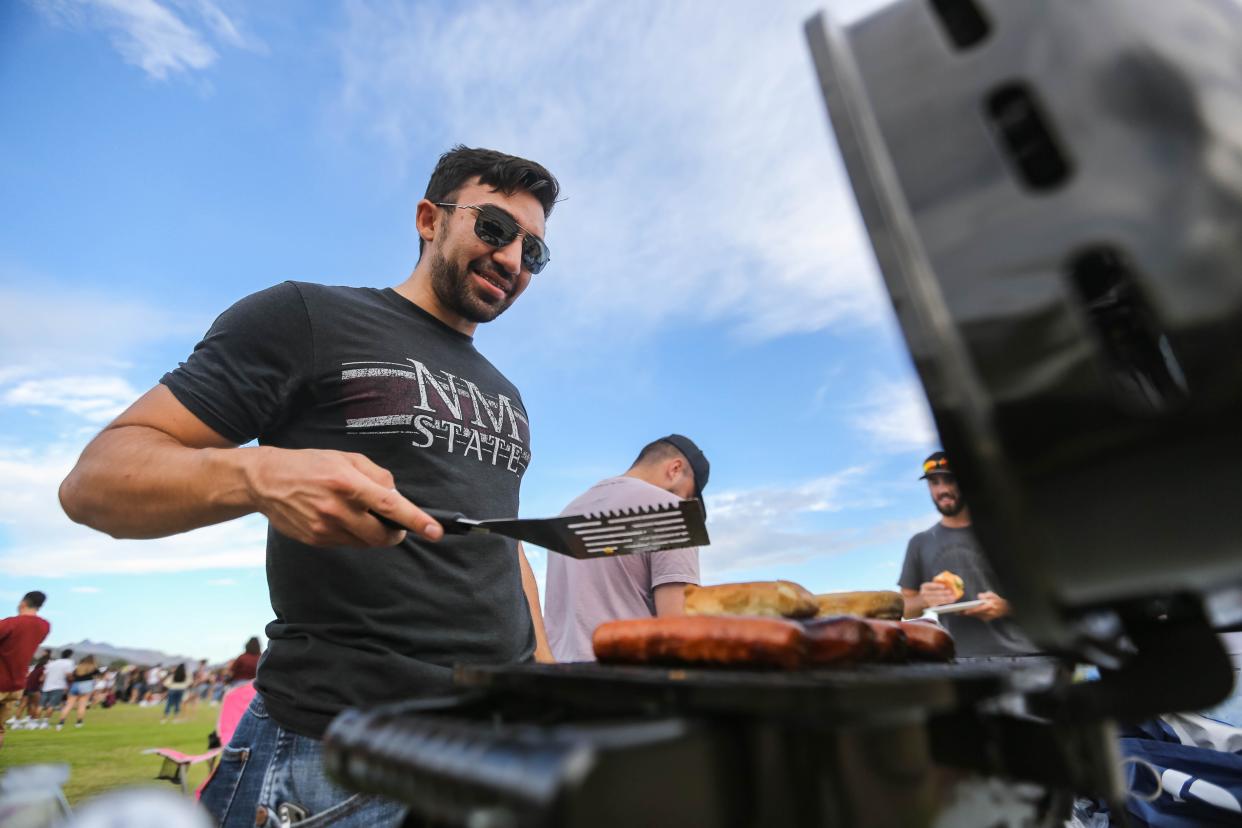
[323,658,1079,828]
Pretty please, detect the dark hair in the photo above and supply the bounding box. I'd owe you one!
[61,649,73,658]
[22,590,46,609]
[244,636,261,656]
[173,663,187,683]
[35,652,50,668]
[419,145,560,256]
[630,439,689,470]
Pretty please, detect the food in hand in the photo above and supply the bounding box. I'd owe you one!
[899,619,955,661]
[684,580,818,619]
[802,615,878,665]
[593,616,806,669]
[813,591,904,620]
[933,570,965,601]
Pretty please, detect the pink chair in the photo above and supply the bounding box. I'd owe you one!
[141,680,256,796]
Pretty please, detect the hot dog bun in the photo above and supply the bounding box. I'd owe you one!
[684,580,818,619]
[813,591,904,620]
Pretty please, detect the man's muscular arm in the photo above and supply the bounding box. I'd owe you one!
[59,385,443,547]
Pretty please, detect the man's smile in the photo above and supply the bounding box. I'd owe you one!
[470,263,510,299]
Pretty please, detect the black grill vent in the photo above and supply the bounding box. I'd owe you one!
[986,82,1074,191]
[929,0,991,49]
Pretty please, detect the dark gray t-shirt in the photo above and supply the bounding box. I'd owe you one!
[162,282,535,737]
[898,523,1035,657]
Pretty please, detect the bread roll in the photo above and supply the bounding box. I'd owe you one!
[899,619,955,662]
[592,616,806,669]
[933,570,965,601]
[684,581,818,619]
[813,591,904,620]
[802,616,877,665]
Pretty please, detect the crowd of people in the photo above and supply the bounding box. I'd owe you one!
[1,592,265,746]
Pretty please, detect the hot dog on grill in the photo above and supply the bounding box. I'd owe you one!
[802,615,877,665]
[592,616,807,669]
[899,620,955,662]
[684,580,818,619]
[861,619,909,662]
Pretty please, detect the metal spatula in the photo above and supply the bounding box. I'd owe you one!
[375,500,709,559]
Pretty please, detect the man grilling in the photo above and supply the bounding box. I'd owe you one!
[58,145,559,826]
[898,451,1035,657]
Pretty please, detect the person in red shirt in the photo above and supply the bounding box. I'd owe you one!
[227,636,261,686]
[0,591,51,749]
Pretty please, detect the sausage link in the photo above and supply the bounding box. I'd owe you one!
[593,616,807,669]
[862,619,910,662]
[899,620,955,661]
[802,615,877,665]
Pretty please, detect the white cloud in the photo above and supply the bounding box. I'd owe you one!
[0,280,208,372]
[4,376,141,422]
[70,585,101,593]
[332,0,893,343]
[848,377,939,451]
[31,0,261,79]
[698,468,921,578]
[185,0,260,51]
[0,443,268,576]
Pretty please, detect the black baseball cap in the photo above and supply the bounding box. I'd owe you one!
[661,434,710,513]
[919,451,952,479]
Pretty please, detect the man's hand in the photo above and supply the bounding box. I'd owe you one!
[244,447,444,548]
[962,591,1009,621]
[918,580,958,608]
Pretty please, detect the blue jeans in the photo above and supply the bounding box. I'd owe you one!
[164,688,184,717]
[199,693,406,827]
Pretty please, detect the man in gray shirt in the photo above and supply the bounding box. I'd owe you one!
[545,435,708,662]
[899,452,1035,657]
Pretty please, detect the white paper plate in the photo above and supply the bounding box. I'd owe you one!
[927,599,985,615]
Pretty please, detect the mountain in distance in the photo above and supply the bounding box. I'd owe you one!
[45,639,201,667]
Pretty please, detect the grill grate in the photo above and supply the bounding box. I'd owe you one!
[453,660,1046,722]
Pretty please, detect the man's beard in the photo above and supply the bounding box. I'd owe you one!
[429,250,514,324]
[934,494,965,517]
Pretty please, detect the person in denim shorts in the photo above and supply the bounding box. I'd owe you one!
[56,654,101,730]
[39,648,74,724]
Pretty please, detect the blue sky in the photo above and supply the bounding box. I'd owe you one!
[0,0,942,663]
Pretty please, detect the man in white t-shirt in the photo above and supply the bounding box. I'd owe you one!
[545,435,709,662]
[40,649,75,716]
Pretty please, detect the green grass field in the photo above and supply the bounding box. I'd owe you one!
[1,700,218,805]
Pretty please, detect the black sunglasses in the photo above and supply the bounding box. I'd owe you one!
[436,202,550,274]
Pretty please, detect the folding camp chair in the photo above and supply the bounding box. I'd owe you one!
[141,680,255,796]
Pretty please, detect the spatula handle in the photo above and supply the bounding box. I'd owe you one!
[371,507,472,534]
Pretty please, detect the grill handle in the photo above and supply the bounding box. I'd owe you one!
[323,700,731,827]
